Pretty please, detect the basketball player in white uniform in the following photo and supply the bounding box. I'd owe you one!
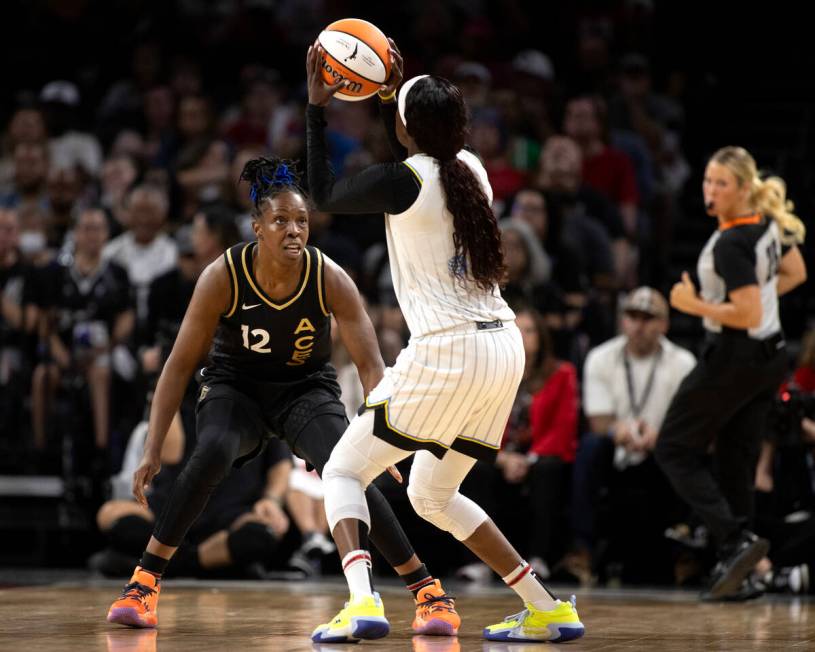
[305,42,584,643]
[655,146,807,601]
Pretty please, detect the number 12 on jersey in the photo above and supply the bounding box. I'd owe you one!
[241,324,271,353]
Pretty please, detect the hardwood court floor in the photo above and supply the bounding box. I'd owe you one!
[0,578,813,651]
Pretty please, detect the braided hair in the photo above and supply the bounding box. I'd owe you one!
[404,76,506,291]
[239,156,305,217]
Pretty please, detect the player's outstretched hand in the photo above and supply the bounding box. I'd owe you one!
[378,37,403,99]
[132,453,161,508]
[307,39,347,107]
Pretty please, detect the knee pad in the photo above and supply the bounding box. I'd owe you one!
[407,486,487,541]
[227,521,278,565]
[109,515,154,557]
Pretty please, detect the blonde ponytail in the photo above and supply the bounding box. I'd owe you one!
[711,146,805,245]
[751,175,805,245]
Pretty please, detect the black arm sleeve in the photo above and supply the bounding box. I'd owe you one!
[306,104,419,215]
[378,100,407,161]
[713,233,758,292]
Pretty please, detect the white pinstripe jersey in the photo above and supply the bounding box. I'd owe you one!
[384,150,516,337]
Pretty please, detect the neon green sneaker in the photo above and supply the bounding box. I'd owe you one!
[311,592,390,643]
[483,596,584,642]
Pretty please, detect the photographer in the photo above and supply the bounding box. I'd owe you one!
[753,330,815,594]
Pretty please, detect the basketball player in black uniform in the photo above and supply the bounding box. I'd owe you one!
[106,157,458,632]
[655,146,807,600]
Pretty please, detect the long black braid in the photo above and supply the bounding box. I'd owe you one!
[239,156,305,216]
[404,76,506,291]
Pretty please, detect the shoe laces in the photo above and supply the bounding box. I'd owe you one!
[120,581,156,603]
[417,591,456,614]
[503,608,530,623]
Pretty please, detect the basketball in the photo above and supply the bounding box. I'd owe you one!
[317,18,391,102]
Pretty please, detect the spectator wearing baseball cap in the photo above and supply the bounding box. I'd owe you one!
[561,286,696,585]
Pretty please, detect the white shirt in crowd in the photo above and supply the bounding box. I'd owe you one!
[583,334,696,468]
[103,231,178,320]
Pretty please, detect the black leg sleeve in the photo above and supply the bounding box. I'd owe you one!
[290,411,417,569]
[153,397,264,547]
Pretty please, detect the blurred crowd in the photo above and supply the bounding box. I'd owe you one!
[0,1,813,591]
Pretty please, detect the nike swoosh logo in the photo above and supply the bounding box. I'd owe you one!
[242,303,262,310]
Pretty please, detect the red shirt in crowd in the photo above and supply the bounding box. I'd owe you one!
[582,145,639,208]
[503,361,579,463]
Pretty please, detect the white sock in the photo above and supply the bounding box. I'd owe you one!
[502,561,557,610]
[342,550,374,599]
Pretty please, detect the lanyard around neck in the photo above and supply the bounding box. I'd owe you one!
[623,348,661,418]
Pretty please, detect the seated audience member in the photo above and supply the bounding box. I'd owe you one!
[535,135,625,288]
[103,184,178,327]
[0,208,38,454]
[31,208,134,461]
[461,307,578,580]
[0,106,48,196]
[498,217,551,307]
[1,142,49,212]
[563,95,640,240]
[140,203,239,375]
[566,287,695,584]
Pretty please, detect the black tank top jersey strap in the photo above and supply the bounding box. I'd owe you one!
[204,242,332,384]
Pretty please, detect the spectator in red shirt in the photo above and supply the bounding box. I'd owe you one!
[563,95,639,240]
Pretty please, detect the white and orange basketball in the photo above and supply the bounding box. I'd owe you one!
[318,18,391,102]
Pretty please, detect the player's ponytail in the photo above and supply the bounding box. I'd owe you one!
[404,76,506,291]
[711,146,805,245]
[239,156,304,216]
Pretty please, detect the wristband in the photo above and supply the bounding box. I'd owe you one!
[378,89,396,102]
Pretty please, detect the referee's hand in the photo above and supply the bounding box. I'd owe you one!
[670,271,699,315]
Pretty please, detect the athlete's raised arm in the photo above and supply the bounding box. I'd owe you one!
[305,40,418,215]
[132,257,231,506]
[323,255,384,397]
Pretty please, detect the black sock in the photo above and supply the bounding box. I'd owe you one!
[401,563,435,597]
[139,551,170,577]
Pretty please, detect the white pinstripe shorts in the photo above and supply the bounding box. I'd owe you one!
[363,322,524,462]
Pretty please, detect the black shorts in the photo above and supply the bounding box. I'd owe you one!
[195,374,347,468]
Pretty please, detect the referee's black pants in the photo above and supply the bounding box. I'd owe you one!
[654,333,787,549]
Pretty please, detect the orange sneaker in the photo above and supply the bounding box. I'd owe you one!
[412,580,460,636]
[107,566,161,628]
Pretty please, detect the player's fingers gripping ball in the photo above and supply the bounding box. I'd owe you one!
[318,18,391,101]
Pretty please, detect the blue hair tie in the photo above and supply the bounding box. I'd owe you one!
[272,164,294,186]
[249,165,294,203]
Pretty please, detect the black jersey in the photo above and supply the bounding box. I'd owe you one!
[697,215,786,339]
[203,242,332,384]
[38,259,132,349]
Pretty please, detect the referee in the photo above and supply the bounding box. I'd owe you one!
[655,146,807,601]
